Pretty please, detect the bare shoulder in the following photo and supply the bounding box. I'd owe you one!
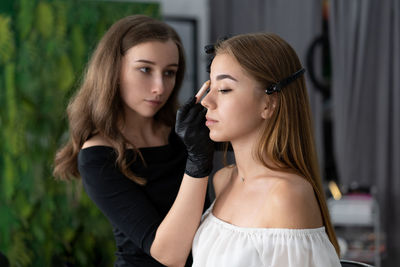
[264,173,323,229]
[212,165,235,198]
[82,134,112,149]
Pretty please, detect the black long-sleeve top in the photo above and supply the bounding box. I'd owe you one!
[78,132,206,266]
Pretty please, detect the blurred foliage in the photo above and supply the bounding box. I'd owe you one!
[0,1,160,266]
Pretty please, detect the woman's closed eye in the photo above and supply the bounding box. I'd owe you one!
[218,88,232,94]
[205,87,231,94]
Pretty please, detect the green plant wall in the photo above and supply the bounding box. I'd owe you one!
[0,1,160,266]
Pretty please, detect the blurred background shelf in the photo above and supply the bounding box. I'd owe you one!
[328,194,384,267]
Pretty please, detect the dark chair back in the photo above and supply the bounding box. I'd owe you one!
[340,259,374,267]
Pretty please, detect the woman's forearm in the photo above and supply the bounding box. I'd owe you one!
[150,174,209,266]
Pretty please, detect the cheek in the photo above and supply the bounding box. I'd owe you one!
[120,83,138,99]
[211,100,263,140]
[120,71,138,90]
[208,102,242,139]
[163,77,177,98]
[166,77,176,91]
[222,99,255,120]
[119,78,143,104]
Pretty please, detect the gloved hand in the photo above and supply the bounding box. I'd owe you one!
[175,96,214,178]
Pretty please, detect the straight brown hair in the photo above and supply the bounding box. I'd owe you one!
[53,15,185,185]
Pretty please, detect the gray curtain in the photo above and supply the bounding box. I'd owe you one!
[329,0,400,265]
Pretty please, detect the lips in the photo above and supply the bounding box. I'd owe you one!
[205,116,218,126]
[145,99,162,105]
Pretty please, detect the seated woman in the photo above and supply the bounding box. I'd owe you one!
[192,33,341,267]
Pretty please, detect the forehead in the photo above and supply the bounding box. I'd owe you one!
[124,40,179,63]
[210,53,243,78]
[210,53,260,88]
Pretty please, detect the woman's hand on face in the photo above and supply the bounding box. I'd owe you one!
[175,81,214,178]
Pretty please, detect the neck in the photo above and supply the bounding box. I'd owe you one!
[232,145,265,182]
[120,109,167,147]
[230,134,264,182]
[231,132,278,183]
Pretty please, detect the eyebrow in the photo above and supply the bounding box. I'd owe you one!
[216,74,238,82]
[135,59,178,67]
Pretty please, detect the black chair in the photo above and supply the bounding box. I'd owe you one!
[340,259,374,267]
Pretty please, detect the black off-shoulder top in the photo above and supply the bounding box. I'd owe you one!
[78,132,207,266]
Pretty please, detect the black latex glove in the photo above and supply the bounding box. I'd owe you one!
[175,96,214,178]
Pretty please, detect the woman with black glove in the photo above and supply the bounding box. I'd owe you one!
[53,15,213,267]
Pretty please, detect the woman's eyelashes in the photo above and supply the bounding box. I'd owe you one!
[206,87,232,94]
[218,88,232,94]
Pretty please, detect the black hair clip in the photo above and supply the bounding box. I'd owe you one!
[204,44,215,54]
[265,68,306,95]
[204,44,215,73]
[205,34,232,52]
[204,35,233,73]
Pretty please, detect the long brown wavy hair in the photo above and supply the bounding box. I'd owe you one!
[53,15,185,185]
[215,33,340,256]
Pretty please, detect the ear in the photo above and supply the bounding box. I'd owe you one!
[261,94,277,119]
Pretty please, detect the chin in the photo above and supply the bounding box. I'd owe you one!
[142,108,161,118]
[209,132,229,142]
[137,112,157,119]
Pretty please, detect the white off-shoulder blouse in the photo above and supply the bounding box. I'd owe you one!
[192,202,341,267]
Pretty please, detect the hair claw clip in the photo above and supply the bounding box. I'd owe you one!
[265,68,306,95]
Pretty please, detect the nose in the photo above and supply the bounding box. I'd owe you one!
[151,74,166,95]
[201,89,215,109]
